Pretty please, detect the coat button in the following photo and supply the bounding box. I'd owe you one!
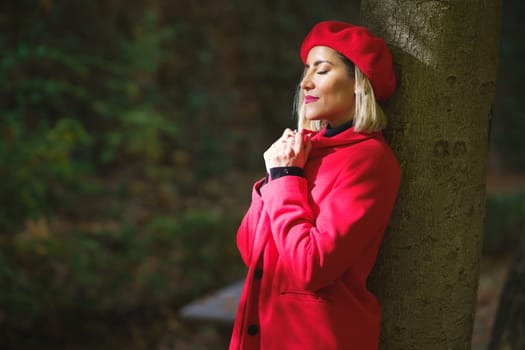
[247,324,259,336]
[254,268,263,280]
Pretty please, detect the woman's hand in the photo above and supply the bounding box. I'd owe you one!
[263,128,312,173]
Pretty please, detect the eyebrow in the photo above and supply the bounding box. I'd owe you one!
[304,60,334,68]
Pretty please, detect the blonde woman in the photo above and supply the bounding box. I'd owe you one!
[230,21,400,350]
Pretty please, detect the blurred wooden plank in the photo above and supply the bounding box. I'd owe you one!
[178,280,243,324]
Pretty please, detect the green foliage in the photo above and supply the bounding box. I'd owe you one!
[0,116,92,232]
[492,0,525,170]
[0,3,180,231]
[1,211,244,332]
[484,191,525,256]
[101,106,178,164]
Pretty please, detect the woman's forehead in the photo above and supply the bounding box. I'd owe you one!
[305,46,340,64]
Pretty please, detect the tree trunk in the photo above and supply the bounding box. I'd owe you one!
[361,1,501,349]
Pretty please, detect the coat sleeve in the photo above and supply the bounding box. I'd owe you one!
[236,177,266,266]
[260,148,400,291]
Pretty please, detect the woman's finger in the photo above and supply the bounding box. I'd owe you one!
[280,128,296,142]
[293,132,303,156]
[285,141,295,158]
[304,134,312,158]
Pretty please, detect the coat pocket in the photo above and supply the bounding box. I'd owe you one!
[279,289,329,303]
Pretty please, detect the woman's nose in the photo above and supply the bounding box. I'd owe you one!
[300,74,314,91]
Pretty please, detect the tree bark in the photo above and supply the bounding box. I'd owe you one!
[361,1,501,349]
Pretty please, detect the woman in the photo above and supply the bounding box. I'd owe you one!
[230,21,400,350]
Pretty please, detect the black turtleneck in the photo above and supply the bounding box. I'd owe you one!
[324,119,354,137]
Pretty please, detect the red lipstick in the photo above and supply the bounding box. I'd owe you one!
[305,95,319,104]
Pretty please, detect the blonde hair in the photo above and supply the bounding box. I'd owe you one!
[295,64,387,133]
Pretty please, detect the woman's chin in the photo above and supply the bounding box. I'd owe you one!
[305,114,323,121]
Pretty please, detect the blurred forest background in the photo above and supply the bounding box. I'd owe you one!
[0,0,524,349]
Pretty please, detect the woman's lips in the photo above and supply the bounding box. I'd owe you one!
[305,95,319,104]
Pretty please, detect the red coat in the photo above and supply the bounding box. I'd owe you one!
[229,127,400,350]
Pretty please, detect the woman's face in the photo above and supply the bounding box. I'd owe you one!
[300,46,355,127]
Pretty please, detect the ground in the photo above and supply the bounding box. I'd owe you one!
[472,255,512,350]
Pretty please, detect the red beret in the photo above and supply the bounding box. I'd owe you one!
[300,21,396,101]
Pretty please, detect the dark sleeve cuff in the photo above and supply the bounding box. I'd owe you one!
[269,166,304,180]
[256,174,270,195]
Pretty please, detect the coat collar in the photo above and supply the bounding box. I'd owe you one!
[302,127,381,158]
